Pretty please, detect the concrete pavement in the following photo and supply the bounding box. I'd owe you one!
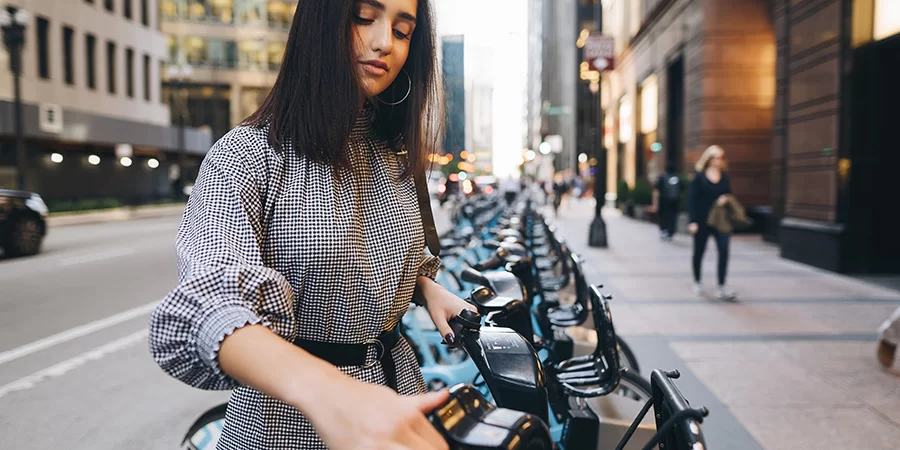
[550,197,900,450]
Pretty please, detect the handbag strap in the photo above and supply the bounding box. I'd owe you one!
[397,149,441,257]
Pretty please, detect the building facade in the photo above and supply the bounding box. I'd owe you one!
[160,0,295,142]
[600,0,776,205]
[776,0,900,273]
[0,0,210,204]
[597,0,900,274]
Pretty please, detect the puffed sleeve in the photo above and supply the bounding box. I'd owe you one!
[417,254,442,280]
[148,131,294,391]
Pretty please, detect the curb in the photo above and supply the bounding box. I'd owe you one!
[46,204,186,228]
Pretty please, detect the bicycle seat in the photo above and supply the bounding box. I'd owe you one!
[460,267,527,301]
[547,303,587,327]
[469,285,520,311]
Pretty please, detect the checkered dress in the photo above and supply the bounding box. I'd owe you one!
[148,108,441,449]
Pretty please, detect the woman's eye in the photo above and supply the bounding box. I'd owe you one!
[393,29,410,40]
[354,15,374,24]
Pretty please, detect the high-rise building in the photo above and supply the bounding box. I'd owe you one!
[441,35,465,158]
[0,0,210,203]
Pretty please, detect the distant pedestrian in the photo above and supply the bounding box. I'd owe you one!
[501,175,521,205]
[652,162,683,240]
[877,307,900,375]
[687,145,736,301]
[552,174,569,216]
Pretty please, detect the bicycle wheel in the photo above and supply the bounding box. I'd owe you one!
[617,336,641,374]
[615,369,652,402]
[183,404,227,450]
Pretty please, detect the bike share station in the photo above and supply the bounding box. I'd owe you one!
[183,191,710,450]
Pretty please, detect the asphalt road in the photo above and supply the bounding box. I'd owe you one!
[0,202,452,449]
[0,214,230,449]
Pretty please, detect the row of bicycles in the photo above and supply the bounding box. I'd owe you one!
[182,191,710,450]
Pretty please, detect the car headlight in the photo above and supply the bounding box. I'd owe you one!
[26,195,49,217]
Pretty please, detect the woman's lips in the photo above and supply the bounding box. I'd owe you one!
[360,61,388,76]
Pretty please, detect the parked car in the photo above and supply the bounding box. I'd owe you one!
[0,189,48,257]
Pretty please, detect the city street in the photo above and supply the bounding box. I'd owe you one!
[0,202,455,449]
[3,199,900,449]
[0,213,229,449]
[550,197,900,449]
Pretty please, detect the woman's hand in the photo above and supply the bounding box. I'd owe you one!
[688,222,698,235]
[417,276,477,345]
[716,195,728,206]
[305,376,450,450]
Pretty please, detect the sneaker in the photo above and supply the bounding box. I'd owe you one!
[716,286,737,301]
[877,339,898,374]
[692,282,703,296]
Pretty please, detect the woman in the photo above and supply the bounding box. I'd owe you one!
[148,1,471,449]
[687,145,737,301]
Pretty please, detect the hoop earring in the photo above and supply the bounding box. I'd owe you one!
[377,69,411,106]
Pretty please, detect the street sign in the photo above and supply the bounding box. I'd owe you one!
[39,103,63,134]
[584,34,615,72]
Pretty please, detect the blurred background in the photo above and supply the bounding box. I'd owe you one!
[1,0,900,449]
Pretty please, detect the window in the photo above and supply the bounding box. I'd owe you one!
[143,54,151,101]
[208,38,238,68]
[141,0,149,26]
[105,0,114,12]
[124,0,132,19]
[187,0,233,23]
[63,27,75,85]
[107,41,117,94]
[126,47,135,98]
[268,42,285,71]
[36,17,50,79]
[267,1,292,29]
[86,34,96,89]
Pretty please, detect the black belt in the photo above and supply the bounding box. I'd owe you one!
[293,327,402,392]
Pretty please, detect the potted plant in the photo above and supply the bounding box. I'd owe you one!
[617,180,633,217]
[631,178,653,220]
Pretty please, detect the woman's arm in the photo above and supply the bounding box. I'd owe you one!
[218,324,449,449]
[687,174,701,224]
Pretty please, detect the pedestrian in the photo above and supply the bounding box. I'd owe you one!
[552,173,569,216]
[148,1,471,449]
[652,162,683,240]
[877,307,900,375]
[501,175,521,205]
[687,145,737,301]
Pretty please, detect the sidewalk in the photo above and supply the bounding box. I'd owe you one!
[550,198,900,450]
[45,203,185,228]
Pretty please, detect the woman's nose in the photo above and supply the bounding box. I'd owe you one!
[370,22,393,55]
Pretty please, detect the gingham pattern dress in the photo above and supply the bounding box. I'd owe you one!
[148,107,441,449]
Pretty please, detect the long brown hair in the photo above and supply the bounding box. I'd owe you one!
[242,0,443,178]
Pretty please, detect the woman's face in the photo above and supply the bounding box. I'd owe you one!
[352,0,418,99]
[710,150,725,170]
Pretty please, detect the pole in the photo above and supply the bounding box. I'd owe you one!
[13,51,26,191]
[3,8,28,192]
[588,0,608,247]
[177,82,186,199]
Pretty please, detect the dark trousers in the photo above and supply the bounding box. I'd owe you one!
[693,225,730,286]
[658,200,678,236]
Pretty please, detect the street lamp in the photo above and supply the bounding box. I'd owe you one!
[167,63,192,199]
[1,6,31,191]
[587,0,608,248]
